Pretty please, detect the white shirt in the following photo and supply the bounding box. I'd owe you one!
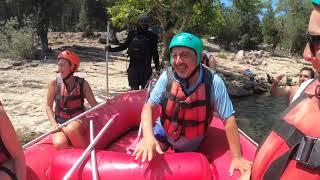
[291,79,314,102]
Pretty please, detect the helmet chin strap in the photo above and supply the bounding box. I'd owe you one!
[174,65,199,89]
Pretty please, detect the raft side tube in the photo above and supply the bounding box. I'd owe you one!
[49,149,216,180]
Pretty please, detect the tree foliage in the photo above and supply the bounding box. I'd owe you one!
[0,0,317,59]
[262,0,280,50]
[233,0,263,49]
[0,16,36,59]
[276,0,313,54]
[214,5,242,50]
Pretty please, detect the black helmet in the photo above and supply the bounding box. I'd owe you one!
[137,14,149,23]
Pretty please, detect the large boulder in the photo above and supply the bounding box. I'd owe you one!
[227,84,253,97]
[98,28,120,44]
[236,50,245,60]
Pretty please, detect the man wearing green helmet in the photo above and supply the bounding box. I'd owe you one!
[132,32,251,176]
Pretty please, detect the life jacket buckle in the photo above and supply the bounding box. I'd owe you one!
[295,136,320,168]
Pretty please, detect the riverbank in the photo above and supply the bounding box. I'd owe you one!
[0,32,314,144]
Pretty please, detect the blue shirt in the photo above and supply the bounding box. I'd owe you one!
[148,66,235,121]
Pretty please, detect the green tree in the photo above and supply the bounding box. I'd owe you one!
[0,16,36,59]
[276,0,313,55]
[0,0,8,21]
[262,0,280,53]
[215,5,242,50]
[78,0,108,36]
[78,0,93,37]
[106,0,222,64]
[234,0,263,49]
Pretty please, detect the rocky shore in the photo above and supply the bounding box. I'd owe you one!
[0,32,312,144]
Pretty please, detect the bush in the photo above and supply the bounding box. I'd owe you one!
[0,17,36,59]
[217,53,227,59]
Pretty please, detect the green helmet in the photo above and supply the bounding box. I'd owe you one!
[169,32,203,65]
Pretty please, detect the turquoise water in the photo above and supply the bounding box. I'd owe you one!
[232,94,288,144]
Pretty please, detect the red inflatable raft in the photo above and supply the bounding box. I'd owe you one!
[23,90,257,180]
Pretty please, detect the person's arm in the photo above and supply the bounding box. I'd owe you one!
[0,104,26,180]
[224,116,252,175]
[270,74,290,97]
[45,80,59,131]
[109,31,132,52]
[211,74,251,175]
[270,84,290,97]
[132,102,163,162]
[83,80,98,107]
[132,72,168,162]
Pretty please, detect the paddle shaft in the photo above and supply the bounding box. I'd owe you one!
[90,120,98,180]
[23,101,107,149]
[105,21,110,97]
[63,114,118,180]
[136,77,157,138]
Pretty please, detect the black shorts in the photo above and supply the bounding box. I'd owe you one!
[127,67,152,89]
[0,166,17,180]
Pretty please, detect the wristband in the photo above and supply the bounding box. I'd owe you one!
[313,0,320,6]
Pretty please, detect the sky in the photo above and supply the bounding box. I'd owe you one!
[220,0,281,19]
[220,0,279,9]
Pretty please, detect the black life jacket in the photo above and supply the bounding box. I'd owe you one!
[128,30,153,60]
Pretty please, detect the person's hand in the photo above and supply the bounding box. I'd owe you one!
[229,157,252,176]
[132,136,163,162]
[238,168,251,180]
[51,123,61,133]
[273,73,285,84]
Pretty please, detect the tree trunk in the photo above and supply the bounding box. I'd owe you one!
[109,24,119,44]
[161,31,171,66]
[37,3,49,59]
[0,0,7,21]
[178,13,191,32]
[39,26,49,59]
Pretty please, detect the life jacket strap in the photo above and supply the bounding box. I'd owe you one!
[295,136,320,168]
[264,119,320,180]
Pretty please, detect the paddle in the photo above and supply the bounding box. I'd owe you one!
[63,113,118,180]
[22,101,107,150]
[89,120,98,180]
[105,21,110,97]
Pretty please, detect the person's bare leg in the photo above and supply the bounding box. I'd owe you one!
[52,131,70,150]
[63,119,88,149]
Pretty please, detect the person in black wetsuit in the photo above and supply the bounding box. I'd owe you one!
[108,14,160,90]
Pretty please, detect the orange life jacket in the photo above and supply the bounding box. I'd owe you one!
[251,79,320,180]
[160,66,213,140]
[54,76,85,123]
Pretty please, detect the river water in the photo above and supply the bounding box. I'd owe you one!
[232,94,288,144]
